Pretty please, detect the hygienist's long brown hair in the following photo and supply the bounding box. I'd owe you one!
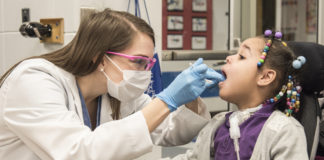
[0,8,155,119]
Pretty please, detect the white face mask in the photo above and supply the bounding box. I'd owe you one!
[101,56,152,102]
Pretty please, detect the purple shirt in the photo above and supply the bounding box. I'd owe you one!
[213,103,275,160]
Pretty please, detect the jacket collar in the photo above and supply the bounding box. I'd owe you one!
[58,68,84,121]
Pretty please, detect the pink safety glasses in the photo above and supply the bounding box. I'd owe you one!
[106,51,156,71]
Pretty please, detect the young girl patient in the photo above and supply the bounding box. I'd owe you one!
[165,30,309,160]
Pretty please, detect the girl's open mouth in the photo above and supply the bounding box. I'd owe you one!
[222,70,227,79]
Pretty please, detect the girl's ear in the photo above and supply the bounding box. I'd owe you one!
[257,68,276,86]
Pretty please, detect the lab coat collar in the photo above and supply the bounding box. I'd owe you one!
[56,68,84,122]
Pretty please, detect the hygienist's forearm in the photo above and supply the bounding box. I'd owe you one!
[141,98,170,132]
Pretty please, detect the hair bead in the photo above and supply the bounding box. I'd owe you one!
[296,86,302,92]
[264,30,272,37]
[275,32,282,39]
[282,41,287,46]
[279,92,284,96]
[292,91,297,96]
[287,102,291,106]
[293,60,302,69]
[297,56,306,64]
[257,62,262,67]
[264,75,302,117]
[292,56,306,69]
[264,46,269,51]
[260,55,266,59]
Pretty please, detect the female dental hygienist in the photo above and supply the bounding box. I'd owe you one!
[0,9,224,160]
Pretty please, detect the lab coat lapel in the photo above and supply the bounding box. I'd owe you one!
[100,94,113,123]
[59,68,84,122]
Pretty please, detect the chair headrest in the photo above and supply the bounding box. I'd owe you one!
[287,42,324,94]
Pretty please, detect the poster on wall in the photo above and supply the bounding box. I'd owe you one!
[168,16,183,30]
[192,0,207,12]
[192,17,207,32]
[167,0,183,11]
[162,0,212,50]
[167,35,183,49]
[192,36,206,49]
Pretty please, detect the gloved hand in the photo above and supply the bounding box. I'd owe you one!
[156,58,225,112]
[205,68,225,88]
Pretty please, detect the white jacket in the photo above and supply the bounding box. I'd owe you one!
[0,59,211,160]
[164,111,308,160]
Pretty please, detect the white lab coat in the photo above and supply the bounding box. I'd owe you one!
[0,58,211,160]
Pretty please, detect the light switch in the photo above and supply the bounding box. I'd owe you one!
[22,8,30,23]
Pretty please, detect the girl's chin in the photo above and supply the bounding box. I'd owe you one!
[218,90,225,99]
[218,88,230,102]
[219,94,230,103]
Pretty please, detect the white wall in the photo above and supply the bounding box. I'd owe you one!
[0,0,162,76]
[241,0,257,40]
[212,0,229,50]
[0,0,4,74]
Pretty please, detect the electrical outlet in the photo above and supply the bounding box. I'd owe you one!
[22,8,30,23]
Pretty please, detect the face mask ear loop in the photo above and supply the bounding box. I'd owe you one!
[100,68,111,80]
[105,55,123,73]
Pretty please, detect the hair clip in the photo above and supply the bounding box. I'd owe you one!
[292,56,306,69]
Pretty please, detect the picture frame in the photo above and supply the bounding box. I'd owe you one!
[192,36,206,49]
[167,16,183,30]
[167,34,183,49]
[192,0,207,12]
[192,17,207,32]
[167,0,183,11]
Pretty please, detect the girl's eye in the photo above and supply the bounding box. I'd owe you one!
[239,54,245,59]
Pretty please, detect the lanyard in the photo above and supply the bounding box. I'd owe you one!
[77,82,102,130]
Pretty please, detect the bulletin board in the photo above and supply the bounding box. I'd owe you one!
[162,0,212,50]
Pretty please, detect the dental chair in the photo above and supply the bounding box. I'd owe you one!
[287,42,324,160]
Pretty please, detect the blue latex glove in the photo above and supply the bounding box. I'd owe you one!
[156,58,224,112]
[205,68,225,88]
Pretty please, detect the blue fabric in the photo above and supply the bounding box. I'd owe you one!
[96,96,102,126]
[145,53,163,97]
[77,82,102,130]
